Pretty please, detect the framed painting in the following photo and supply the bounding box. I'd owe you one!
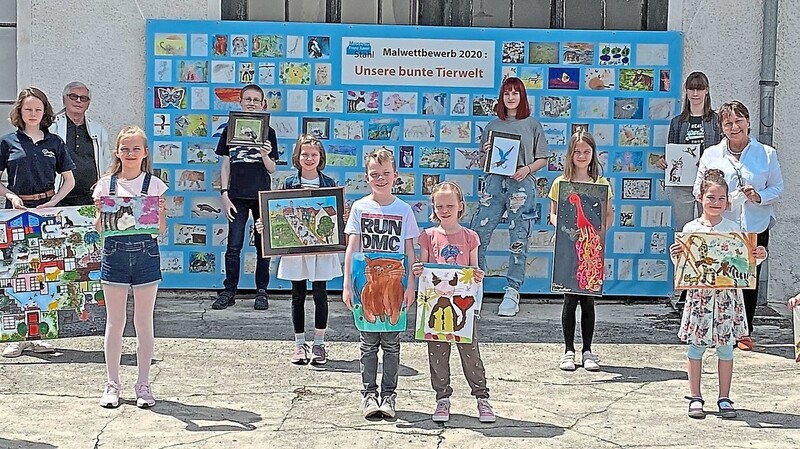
[226,111,270,146]
[258,187,346,256]
[551,181,609,295]
[621,178,651,200]
[0,206,106,342]
[664,143,700,187]
[673,232,757,289]
[415,264,483,344]
[99,196,161,237]
[351,252,408,332]
[302,117,331,140]
[484,131,521,177]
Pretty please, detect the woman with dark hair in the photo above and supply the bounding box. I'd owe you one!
[470,77,549,316]
[0,87,76,210]
[694,100,783,350]
[659,72,723,306]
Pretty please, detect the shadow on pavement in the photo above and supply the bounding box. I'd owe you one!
[2,349,138,366]
[593,364,685,384]
[149,399,262,431]
[313,359,419,376]
[0,438,57,449]
[394,410,565,438]
[726,409,800,429]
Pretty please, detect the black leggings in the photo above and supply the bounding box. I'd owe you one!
[291,280,328,334]
[562,293,596,353]
[742,229,769,336]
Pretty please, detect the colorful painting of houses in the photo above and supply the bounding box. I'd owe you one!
[0,206,105,342]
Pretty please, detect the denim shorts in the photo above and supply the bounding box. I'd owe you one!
[101,235,162,287]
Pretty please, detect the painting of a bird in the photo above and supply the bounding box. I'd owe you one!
[569,192,603,292]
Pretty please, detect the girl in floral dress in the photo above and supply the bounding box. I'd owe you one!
[670,169,766,420]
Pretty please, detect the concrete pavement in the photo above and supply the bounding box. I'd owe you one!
[1,293,799,449]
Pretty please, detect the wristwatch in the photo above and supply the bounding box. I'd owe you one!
[220,188,229,195]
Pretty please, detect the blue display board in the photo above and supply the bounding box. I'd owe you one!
[146,20,682,296]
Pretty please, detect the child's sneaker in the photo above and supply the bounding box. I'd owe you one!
[559,351,576,371]
[99,381,121,408]
[135,383,156,408]
[362,393,381,418]
[253,289,269,311]
[211,291,235,310]
[477,398,496,423]
[291,344,310,365]
[378,393,397,418]
[432,398,450,422]
[2,341,32,358]
[498,287,520,316]
[310,344,327,365]
[582,351,600,371]
[686,396,705,419]
[717,397,737,418]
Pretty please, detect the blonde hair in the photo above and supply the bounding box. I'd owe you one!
[291,134,327,171]
[564,131,602,181]
[106,126,152,176]
[363,147,396,171]
[428,181,466,222]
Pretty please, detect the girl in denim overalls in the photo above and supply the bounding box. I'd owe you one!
[92,126,167,409]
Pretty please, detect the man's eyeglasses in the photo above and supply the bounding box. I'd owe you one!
[67,93,91,103]
[241,97,262,104]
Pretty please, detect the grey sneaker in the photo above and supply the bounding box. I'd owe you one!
[559,351,577,371]
[254,289,269,310]
[582,351,600,371]
[378,393,397,418]
[310,344,327,365]
[498,287,520,316]
[362,393,381,418]
[211,291,235,310]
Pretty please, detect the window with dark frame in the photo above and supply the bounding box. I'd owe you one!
[227,0,667,30]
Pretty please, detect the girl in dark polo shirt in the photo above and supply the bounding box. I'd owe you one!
[0,87,76,210]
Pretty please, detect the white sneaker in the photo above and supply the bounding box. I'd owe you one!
[559,351,576,371]
[2,341,32,358]
[362,393,381,418]
[582,351,600,371]
[32,341,54,353]
[497,287,520,316]
[99,381,121,408]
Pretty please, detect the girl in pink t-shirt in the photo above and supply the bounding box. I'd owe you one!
[411,181,494,424]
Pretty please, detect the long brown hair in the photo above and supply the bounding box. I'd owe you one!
[9,87,56,131]
[679,72,713,122]
[564,131,602,181]
[105,126,153,176]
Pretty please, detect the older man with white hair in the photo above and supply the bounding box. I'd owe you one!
[50,81,111,206]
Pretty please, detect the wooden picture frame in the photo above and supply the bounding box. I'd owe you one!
[673,232,757,290]
[226,111,270,146]
[664,143,700,187]
[258,187,345,256]
[302,117,331,140]
[484,131,521,176]
[551,181,609,295]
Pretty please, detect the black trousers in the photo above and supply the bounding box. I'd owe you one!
[742,229,769,336]
[562,293,596,353]
[291,280,328,334]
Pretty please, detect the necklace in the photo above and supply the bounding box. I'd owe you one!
[728,146,744,156]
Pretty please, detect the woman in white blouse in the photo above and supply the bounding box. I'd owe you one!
[694,100,784,349]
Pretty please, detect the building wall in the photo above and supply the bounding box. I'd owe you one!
[20,0,799,300]
[18,0,218,137]
[673,0,798,303]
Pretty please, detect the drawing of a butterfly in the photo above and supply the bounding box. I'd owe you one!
[157,87,186,109]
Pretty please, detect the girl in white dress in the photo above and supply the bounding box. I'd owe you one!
[670,169,766,420]
[257,135,342,365]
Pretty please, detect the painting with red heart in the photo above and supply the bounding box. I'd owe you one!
[415,264,483,344]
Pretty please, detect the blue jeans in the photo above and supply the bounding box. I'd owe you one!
[223,198,270,292]
[360,331,401,397]
[470,173,538,290]
[101,235,161,286]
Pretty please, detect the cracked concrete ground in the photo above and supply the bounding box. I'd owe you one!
[1,293,799,449]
